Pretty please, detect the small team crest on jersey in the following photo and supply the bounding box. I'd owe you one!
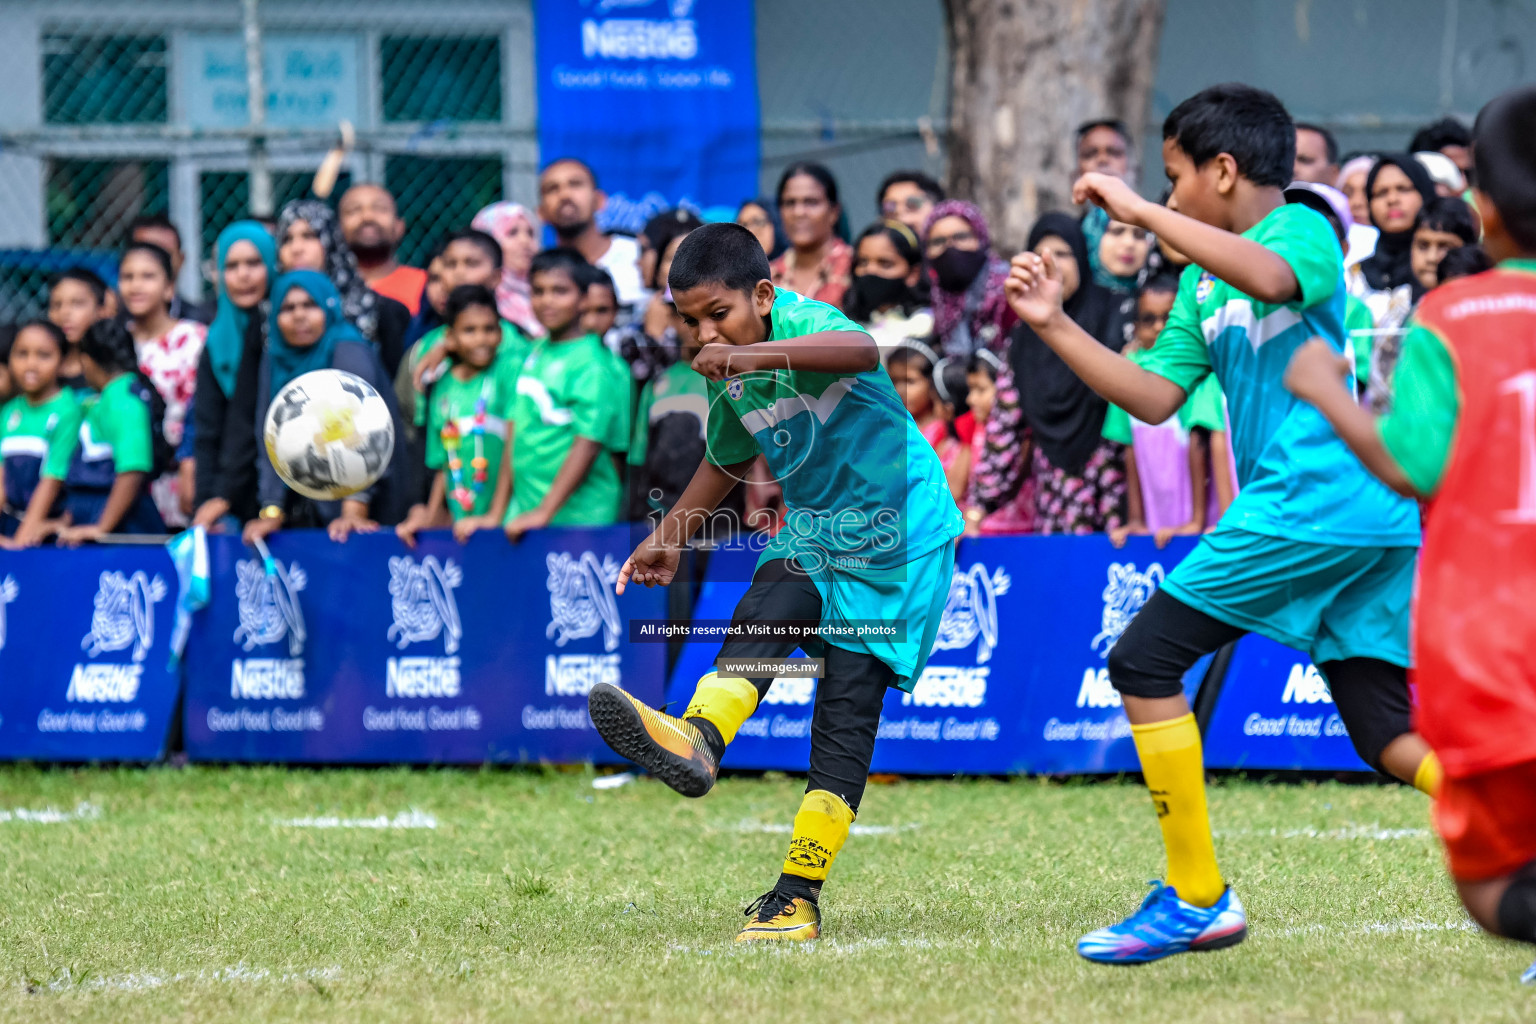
[726,376,744,400]
[1195,272,1216,304]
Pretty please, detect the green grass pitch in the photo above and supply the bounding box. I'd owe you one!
[0,765,1530,1023]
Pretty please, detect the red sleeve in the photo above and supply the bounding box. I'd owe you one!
[953,411,976,446]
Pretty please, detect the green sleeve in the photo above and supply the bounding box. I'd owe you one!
[106,386,153,473]
[1345,296,1376,382]
[1102,402,1132,444]
[770,289,869,340]
[424,393,446,471]
[703,378,759,466]
[410,326,447,429]
[1179,374,1227,433]
[1137,267,1211,396]
[568,348,628,453]
[1268,204,1342,309]
[628,379,654,467]
[42,401,87,480]
[1378,322,1459,496]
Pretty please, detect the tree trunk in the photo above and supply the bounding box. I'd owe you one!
[944,0,1166,251]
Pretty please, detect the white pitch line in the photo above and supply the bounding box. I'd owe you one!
[273,809,437,830]
[1217,823,1430,841]
[1273,919,1477,939]
[725,820,920,837]
[0,801,100,824]
[45,963,342,993]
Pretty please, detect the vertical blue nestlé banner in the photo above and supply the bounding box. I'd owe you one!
[182,527,665,763]
[534,0,760,232]
[0,547,180,761]
[666,536,1206,776]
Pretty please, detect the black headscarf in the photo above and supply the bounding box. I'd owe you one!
[1009,212,1127,476]
[1358,155,1437,292]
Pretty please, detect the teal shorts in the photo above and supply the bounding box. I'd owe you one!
[1163,527,1415,667]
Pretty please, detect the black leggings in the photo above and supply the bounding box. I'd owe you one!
[718,558,893,812]
[1107,590,1413,774]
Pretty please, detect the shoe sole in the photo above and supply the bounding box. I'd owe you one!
[1078,925,1248,966]
[735,924,820,943]
[588,683,715,798]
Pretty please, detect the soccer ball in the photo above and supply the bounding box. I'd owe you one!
[263,369,395,501]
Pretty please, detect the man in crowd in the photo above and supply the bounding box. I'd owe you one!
[537,158,647,320]
[1293,122,1340,186]
[128,214,211,324]
[1076,118,1133,180]
[877,171,944,237]
[339,183,428,314]
[1409,116,1474,183]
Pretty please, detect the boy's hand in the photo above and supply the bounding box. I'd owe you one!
[615,533,681,594]
[1109,521,1148,549]
[1284,337,1352,403]
[691,343,749,382]
[412,342,449,391]
[1072,173,1153,226]
[504,508,551,542]
[1154,521,1202,548]
[1005,251,1067,329]
[328,503,377,544]
[452,514,495,544]
[57,524,103,548]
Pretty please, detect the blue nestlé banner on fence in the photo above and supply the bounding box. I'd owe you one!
[182,526,666,764]
[0,546,180,761]
[666,536,1210,776]
[534,0,760,233]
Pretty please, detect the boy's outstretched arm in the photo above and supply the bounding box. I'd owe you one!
[1075,173,1299,305]
[1283,339,1419,497]
[617,457,754,593]
[506,437,603,540]
[1006,252,1188,424]
[691,331,878,380]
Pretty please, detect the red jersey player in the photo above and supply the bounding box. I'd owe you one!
[1285,84,1536,977]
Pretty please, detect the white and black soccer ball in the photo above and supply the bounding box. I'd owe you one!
[263,369,394,501]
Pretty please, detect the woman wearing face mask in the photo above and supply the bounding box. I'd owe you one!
[770,162,853,309]
[1346,154,1437,328]
[924,200,1018,359]
[471,201,544,339]
[276,199,411,377]
[846,221,933,354]
[189,221,279,530]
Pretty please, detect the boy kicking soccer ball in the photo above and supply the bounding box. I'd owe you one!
[1004,83,1441,964]
[588,222,962,942]
[1285,84,1536,981]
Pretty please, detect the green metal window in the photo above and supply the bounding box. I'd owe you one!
[46,159,170,248]
[43,35,168,124]
[386,155,503,267]
[380,36,502,123]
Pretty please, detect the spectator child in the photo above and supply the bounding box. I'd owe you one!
[397,285,517,546]
[581,267,621,340]
[47,267,110,388]
[1104,276,1233,547]
[118,241,207,525]
[884,341,956,468]
[1410,197,1478,294]
[963,349,1033,535]
[613,213,701,383]
[848,221,933,353]
[503,249,630,538]
[1,321,77,545]
[1436,243,1493,284]
[931,356,973,502]
[53,319,169,543]
[736,199,787,259]
[401,229,512,418]
[128,213,211,323]
[877,171,944,237]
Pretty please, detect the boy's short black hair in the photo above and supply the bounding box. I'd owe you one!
[529,247,589,286]
[877,170,944,205]
[1295,122,1339,165]
[1436,243,1494,284]
[129,213,181,250]
[1410,116,1473,155]
[444,283,499,326]
[1163,83,1295,188]
[668,223,772,296]
[576,263,617,296]
[1415,196,1478,244]
[1472,85,1536,251]
[1138,272,1182,300]
[1076,117,1132,145]
[443,228,504,270]
[49,266,109,305]
[542,156,599,189]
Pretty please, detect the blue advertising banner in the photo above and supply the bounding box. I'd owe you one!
[182,526,666,764]
[1202,635,1370,772]
[0,547,180,761]
[534,0,760,232]
[666,536,1208,776]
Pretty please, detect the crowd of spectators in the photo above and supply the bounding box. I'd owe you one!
[0,115,1493,551]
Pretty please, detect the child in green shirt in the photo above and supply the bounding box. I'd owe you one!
[1,320,80,547]
[396,285,521,545]
[503,248,630,538]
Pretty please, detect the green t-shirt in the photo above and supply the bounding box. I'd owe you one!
[1344,293,1375,383]
[55,374,153,476]
[1376,320,1459,496]
[409,322,532,429]
[2,390,84,484]
[628,358,709,467]
[508,333,630,525]
[1103,347,1226,444]
[425,358,521,520]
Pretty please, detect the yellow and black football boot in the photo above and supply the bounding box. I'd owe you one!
[587,683,720,797]
[735,886,822,943]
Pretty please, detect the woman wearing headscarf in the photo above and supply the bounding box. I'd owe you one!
[470,201,543,338]
[243,270,408,545]
[978,213,1129,535]
[736,198,788,260]
[924,200,1018,359]
[276,199,412,377]
[1346,154,1436,328]
[189,221,278,530]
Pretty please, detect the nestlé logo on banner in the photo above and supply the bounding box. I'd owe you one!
[526,551,623,734]
[42,571,165,735]
[384,555,464,699]
[1243,661,1348,741]
[230,557,307,700]
[901,563,1009,710]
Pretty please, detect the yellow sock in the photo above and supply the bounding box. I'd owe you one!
[1131,713,1224,909]
[684,672,759,745]
[1413,751,1444,797]
[783,790,855,882]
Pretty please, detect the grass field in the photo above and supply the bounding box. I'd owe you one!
[0,766,1530,1023]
